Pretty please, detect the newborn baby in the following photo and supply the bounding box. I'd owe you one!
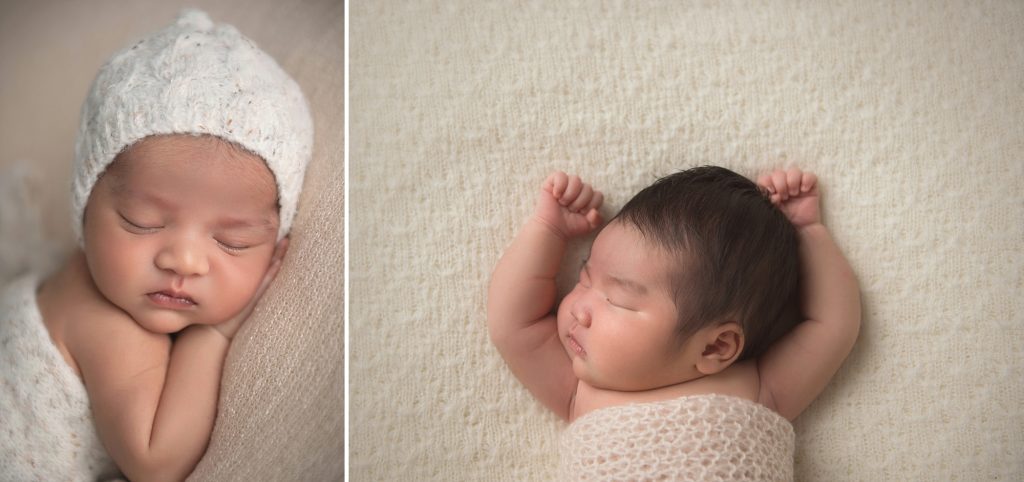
[488,166,860,480]
[0,9,312,481]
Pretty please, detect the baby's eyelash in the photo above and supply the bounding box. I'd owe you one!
[119,213,160,232]
[216,240,249,252]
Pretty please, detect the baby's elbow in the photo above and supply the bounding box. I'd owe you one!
[840,293,863,356]
[850,282,863,334]
[487,316,513,352]
[486,304,512,346]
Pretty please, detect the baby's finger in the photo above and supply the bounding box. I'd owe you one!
[585,208,603,229]
[587,190,604,212]
[771,170,789,201]
[561,175,583,206]
[544,171,568,197]
[786,168,802,196]
[569,183,594,212]
[800,172,818,193]
[756,173,775,194]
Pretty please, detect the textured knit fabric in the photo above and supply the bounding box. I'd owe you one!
[71,8,313,245]
[350,1,1023,480]
[560,395,793,482]
[0,273,120,481]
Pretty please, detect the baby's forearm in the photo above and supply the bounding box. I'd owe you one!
[488,218,568,339]
[798,223,861,346]
[128,326,228,481]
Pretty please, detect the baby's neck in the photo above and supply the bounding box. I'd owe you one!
[570,359,760,421]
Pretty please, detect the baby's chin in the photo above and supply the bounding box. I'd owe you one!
[576,366,699,393]
[572,362,630,392]
[130,309,216,335]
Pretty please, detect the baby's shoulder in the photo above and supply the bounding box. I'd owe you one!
[40,275,167,373]
[65,297,166,355]
[63,301,169,386]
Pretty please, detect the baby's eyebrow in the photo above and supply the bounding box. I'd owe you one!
[608,275,648,296]
[112,184,174,209]
[582,259,648,296]
[217,216,277,232]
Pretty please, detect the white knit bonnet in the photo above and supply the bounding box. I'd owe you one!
[72,8,313,245]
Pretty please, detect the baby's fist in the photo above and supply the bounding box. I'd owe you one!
[757,168,821,228]
[534,171,604,239]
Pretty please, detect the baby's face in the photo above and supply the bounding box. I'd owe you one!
[557,221,707,391]
[82,135,280,334]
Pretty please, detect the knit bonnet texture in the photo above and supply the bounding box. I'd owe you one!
[71,8,313,244]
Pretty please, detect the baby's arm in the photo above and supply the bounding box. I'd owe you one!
[755,168,862,421]
[74,245,285,481]
[488,172,603,420]
[79,323,226,481]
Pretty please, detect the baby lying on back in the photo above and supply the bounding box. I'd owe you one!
[488,166,860,480]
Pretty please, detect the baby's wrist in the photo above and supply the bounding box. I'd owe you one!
[185,324,232,344]
[529,215,570,242]
[796,222,828,236]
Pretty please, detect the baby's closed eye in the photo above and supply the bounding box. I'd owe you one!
[118,213,162,233]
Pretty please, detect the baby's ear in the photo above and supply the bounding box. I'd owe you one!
[695,322,744,375]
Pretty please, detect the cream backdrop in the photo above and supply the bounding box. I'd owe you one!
[351,1,1023,480]
[0,1,343,480]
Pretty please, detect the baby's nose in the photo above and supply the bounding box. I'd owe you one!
[155,239,210,277]
[572,302,592,327]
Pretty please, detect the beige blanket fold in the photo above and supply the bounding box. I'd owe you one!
[560,394,794,482]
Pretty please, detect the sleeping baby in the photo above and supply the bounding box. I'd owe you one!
[488,166,860,480]
[0,10,312,481]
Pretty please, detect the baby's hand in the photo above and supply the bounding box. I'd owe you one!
[757,168,820,228]
[533,171,604,240]
[212,237,289,340]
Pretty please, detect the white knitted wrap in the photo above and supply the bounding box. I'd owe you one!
[71,8,313,245]
[1,274,120,480]
[560,394,795,481]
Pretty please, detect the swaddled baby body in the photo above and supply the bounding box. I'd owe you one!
[488,166,860,480]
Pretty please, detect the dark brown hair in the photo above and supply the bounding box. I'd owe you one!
[612,166,801,360]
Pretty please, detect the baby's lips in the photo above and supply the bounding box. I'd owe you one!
[149,289,198,306]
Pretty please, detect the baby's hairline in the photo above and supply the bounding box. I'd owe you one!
[110,133,266,167]
[105,133,278,194]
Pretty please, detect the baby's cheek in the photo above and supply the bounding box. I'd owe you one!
[214,258,268,317]
[91,234,144,297]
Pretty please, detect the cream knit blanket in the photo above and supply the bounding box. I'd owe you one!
[349,1,1023,479]
[561,395,793,482]
[0,273,120,481]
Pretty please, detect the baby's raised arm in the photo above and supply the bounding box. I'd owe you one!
[755,168,862,421]
[487,172,602,420]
